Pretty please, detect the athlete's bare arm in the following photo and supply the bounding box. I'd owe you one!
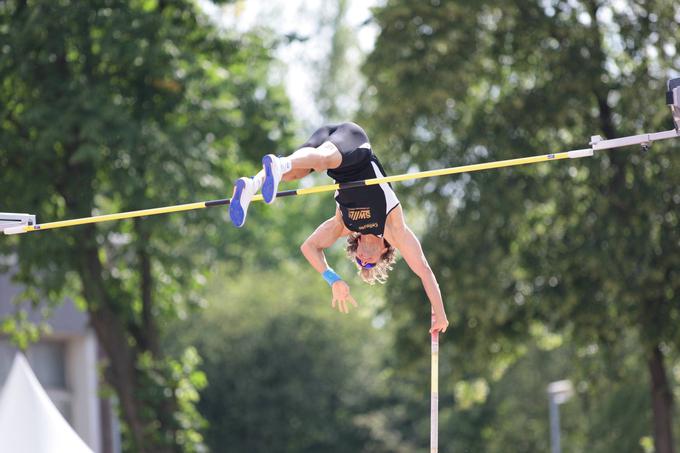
[300,210,357,313]
[385,205,449,333]
[300,209,348,273]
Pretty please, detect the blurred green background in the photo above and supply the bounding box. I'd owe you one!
[1,0,679,452]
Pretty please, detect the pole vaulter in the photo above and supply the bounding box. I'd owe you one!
[3,77,679,236]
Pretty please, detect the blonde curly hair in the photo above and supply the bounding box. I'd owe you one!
[345,233,398,285]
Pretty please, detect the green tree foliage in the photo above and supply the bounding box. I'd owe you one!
[449,339,652,452]
[0,1,293,451]
[175,264,395,453]
[361,0,680,451]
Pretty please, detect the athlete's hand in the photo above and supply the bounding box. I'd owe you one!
[430,312,449,335]
[331,280,358,314]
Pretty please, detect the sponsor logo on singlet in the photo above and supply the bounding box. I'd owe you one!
[358,223,379,231]
[348,207,372,221]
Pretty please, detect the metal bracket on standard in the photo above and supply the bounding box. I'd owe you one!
[590,129,679,152]
[667,77,680,132]
[0,213,36,235]
[587,78,680,152]
[589,135,603,147]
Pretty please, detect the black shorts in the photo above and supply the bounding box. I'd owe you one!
[334,145,372,171]
[299,122,373,179]
[301,122,368,150]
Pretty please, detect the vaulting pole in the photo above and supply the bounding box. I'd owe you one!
[430,309,439,453]
[3,127,678,235]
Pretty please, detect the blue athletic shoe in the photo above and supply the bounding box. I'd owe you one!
[229,177,256,228]
[262,154,283,204]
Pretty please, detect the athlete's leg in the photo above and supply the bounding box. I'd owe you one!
[282,167,313,182]
[229,175,258,228]
[229,143,339,225]
[282,122,367,176]
[286,142,342,172]
[262,142,342,203]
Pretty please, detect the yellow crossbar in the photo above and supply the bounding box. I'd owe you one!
[4,150,576,235]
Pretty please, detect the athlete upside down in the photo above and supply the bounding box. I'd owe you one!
[230,122,449,334]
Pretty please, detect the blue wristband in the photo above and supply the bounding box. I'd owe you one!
[322,268,343,286]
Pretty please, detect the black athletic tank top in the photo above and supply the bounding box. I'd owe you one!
[299,123,400,235]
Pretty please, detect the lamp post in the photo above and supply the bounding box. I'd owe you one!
[547,379,574,453]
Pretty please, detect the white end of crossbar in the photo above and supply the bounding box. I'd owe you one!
[567,148,594,159]
[1,213,35,235]
[3,226,28,235]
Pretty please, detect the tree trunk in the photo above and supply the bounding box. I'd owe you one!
[56,120,180,453]
[89,308,147,452]
[76,226,148,452]
[77,225,178,453]
[648,345,675,453]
